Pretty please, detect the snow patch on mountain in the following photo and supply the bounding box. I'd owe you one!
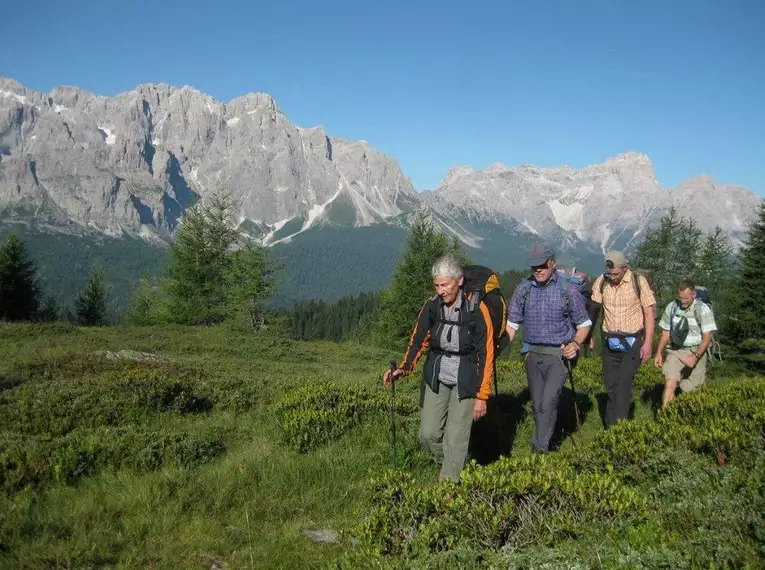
[97,126,116,145]
[0,90,27,105]
[548,200,583,232]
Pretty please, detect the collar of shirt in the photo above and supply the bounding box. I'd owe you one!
[610,269,633,289]
[674,299,699,314]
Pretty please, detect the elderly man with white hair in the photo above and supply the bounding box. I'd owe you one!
[384,253,496,482]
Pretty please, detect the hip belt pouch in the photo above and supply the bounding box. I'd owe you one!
[606,333,637,353]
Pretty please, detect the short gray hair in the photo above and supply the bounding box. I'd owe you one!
[431,254,463,279]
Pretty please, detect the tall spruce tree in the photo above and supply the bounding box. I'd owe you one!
[373,214,466,349]
[224,242,279,329]
[696,227,735,289]
[731,200,765,345]
[162,189,279,326]
[164,190,241,325]
[125,277,167,326]
[0,234,41,321]
[73,264,110,326]
[632,207,703,306]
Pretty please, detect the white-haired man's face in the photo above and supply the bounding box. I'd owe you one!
[433,275,463,306]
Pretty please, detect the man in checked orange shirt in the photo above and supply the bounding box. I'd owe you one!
[590,251,656,428]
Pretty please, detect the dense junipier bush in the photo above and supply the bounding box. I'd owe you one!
[274,381,418,453]
[355,454,647,558]
[0,425,228,494]
[0,368,211,437]
[0,360,263,495]
[0,360,263,437]
[571,376,765,476]
[339,378,765,569]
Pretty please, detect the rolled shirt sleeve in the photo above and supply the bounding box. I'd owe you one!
[699,303,718,333]
[507,281,527,330]
[568,284,592,329]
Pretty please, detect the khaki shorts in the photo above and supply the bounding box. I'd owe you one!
[662,348,708,392]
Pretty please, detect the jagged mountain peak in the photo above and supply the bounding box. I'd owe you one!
[0,76,759,258]
[0,76,418,243]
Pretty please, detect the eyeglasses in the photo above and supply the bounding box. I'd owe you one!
[531,264,548,272]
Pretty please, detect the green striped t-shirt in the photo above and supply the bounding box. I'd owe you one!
[658,299,717,348]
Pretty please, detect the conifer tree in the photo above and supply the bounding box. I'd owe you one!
[162,189,279,326]
[0,234,41,321]
[224,242,279,329]
[373,214,466,349]
[125,277,167,325]
[731,200,765,345]
[165,190,240,325]
[38,293,60,322]
[696,226,735,289]
[73,263,110,326]
[632,207,702,306]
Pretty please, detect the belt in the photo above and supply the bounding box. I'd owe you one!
[669,344,699,351]
[527,344,563,356]
[605,330,644,337]
[431,347,471,357]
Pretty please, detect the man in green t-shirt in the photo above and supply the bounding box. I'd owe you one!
[654,279,717,406]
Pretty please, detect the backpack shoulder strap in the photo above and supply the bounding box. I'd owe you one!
[426,293,440,323]
[670,301,678,328]
[560,277,572,320]
[632,271,642,301]
[692,300,705,329]
[519,277,534,316]
[467,288,482,314]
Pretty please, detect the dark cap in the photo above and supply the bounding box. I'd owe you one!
[526,243,555,267]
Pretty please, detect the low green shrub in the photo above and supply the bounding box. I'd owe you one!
[274,381,418,453]
[0,367,213,437]
[0,424,228,494]
[343,378,765,568]
[355,455,647,558]
[657,378,765,465]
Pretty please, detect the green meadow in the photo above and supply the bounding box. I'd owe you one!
[1,323,763,569]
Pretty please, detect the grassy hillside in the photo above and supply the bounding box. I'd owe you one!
[0,323,763,569]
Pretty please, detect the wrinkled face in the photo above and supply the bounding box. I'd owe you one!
[433,275,463,305]
[531,258,556,284]
[605,260,628,284]
[678,287,695,309]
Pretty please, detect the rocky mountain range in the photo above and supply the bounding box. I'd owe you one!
[0,76,760,295]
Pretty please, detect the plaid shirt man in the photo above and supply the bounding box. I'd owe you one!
[507,273,592,345]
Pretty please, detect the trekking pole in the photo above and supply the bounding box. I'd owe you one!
[565,359,582,445]
[388,359,398,468]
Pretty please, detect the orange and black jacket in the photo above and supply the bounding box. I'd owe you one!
[398,291,495,401]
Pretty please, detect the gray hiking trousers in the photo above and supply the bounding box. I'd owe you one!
[419,381,475,481]
[524,349,568,453]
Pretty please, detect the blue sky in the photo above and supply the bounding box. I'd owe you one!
[2,0,763,194]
